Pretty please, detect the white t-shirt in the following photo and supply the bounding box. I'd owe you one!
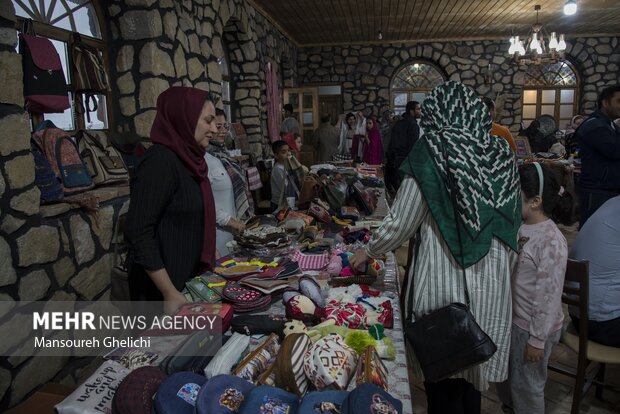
[204,152,235,255]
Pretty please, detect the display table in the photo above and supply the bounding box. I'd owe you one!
[54,176,415,413]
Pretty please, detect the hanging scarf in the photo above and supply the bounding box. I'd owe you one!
[207,141,254,220]
[149,87,217,270]
[400,81,520,267]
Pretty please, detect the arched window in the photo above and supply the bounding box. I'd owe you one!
[13,0,108,131]
[522,61,579,130]
[390,62,446,116]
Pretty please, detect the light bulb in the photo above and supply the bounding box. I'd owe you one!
[557,34,567,51]
[564,0,577,16]
[530,33,541,52]
[549,32,558,50]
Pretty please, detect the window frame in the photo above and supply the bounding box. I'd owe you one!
[390,60,447,115]
[13,0,112,132]
[521,60,580,130]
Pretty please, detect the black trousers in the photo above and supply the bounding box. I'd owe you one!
[571,315,620,348]
[425,378,481,414]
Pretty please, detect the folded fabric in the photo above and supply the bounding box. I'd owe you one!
[245,166,262,190]
[324,300,366,329]
[222,284,272,313]
[286,211,314,226]
[292,250,329,271]
[240,278,289,294]
[339,206,360,220]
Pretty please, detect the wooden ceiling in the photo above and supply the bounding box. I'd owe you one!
[249,0,620,46]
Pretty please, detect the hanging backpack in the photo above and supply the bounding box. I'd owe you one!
[30,139,64,203]
[19,19,70,113]
[70,32,109,120]
[76,130,129,186]
[32,127,94,195]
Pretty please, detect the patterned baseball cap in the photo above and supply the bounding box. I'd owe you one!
[153,371,207,414]
[299,390,349,414]
[238,385,299,414]
[195,374,255,414]
[341,383,402,414]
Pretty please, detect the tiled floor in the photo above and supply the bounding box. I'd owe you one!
[409,342,620,413]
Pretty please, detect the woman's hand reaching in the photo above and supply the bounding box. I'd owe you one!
[349,248,369,273]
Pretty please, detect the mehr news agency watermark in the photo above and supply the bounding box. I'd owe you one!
[0,301,223,357]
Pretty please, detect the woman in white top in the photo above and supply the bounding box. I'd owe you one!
[204,110,250,255]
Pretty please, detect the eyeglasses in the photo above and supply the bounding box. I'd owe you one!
[216,123,230,131]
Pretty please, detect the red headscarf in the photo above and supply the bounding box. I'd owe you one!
[283,133,300,160]
[150,87,217,270]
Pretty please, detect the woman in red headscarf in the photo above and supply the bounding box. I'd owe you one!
[283,132,301,161]
[125,87,218,314]
[362,116,384,164]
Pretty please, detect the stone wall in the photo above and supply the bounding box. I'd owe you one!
[0,1,131,409]
[297,37,620,130]
[0,0,298,407]
[107,0,298,156]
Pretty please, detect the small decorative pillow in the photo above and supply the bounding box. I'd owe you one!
[303,334,357,390]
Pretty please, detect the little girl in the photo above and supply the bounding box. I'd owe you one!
[499,162,574,414]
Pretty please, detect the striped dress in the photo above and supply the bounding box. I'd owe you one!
[365,176,516,391]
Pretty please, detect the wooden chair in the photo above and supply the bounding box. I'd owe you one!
[548,259,620,413]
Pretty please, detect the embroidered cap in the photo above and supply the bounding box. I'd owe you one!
[195,374,255,414]
[153,371,207,414]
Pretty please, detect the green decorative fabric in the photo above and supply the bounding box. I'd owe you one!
[400,81,521,267]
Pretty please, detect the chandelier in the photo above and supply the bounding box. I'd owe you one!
[508,5,567,65]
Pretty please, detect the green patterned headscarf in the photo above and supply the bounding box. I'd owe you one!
[400,81,520,267]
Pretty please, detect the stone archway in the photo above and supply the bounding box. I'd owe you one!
[217,17,262,155]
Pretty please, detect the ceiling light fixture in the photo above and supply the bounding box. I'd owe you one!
[564,0,577,16]
[508,5,566,65]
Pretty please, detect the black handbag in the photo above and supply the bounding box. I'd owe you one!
[404,133,497,383]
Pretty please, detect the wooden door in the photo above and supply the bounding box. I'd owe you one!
[319,95,343,126]
[283,87,319,166]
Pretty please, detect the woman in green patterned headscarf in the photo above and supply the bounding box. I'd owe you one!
[351,81,520,413]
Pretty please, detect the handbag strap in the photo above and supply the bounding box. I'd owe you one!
[437,132,471,307]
